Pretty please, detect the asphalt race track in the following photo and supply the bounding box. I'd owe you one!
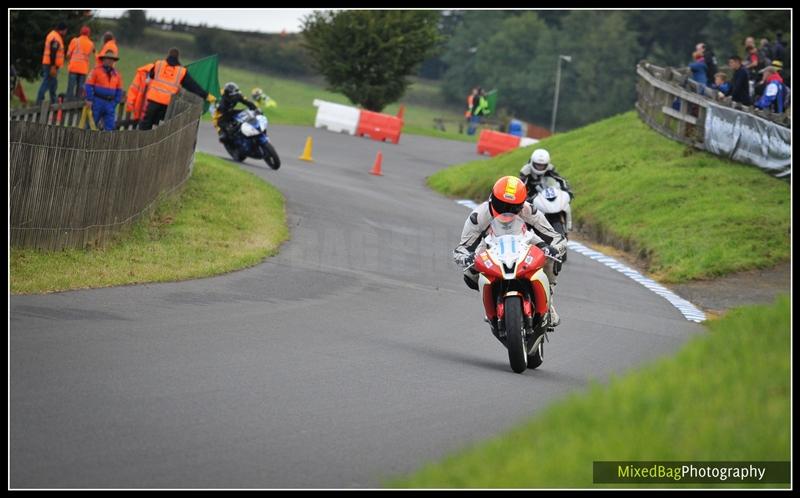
[10,123,704,488]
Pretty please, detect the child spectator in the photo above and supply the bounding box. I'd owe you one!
[711,72,731,98]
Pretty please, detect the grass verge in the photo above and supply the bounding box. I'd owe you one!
[427,111,790,283]
[388,294,790,488]
[10,152,288,294]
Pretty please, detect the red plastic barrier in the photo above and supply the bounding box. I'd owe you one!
[476,129,523,156]
[356,110,403,144]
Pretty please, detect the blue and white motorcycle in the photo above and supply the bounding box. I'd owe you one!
[219,108,281,170]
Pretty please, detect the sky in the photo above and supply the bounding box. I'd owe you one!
[95,9,318,34]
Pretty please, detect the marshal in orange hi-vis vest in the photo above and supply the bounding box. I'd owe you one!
[95,39,119,67]
[67,35,95,75]
[145,60,187,106]
[126,63,155,120]
[42,30,65,68]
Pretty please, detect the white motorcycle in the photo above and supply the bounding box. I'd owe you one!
[530,177,572,263]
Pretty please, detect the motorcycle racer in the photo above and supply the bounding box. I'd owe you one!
[453,176,567,329]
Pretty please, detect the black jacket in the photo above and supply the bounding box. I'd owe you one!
[218,93,258,117]
[730,67,752,106]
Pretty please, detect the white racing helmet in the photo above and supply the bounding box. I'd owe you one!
[529,148,553,176]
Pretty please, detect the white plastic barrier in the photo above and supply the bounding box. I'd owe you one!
[313,99,361,135]
[519,137,540,147]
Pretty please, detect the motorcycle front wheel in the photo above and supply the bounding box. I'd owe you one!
[504,296,527,374]
[261,142,281,170]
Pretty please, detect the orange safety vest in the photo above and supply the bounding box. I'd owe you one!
[95,39,119,67]
[145,60,186,106]
[67,35,95,75]
[126,63,155,120]
[42,30,65,68]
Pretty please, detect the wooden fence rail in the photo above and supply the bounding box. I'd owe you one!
[10,91,204,250]
[10,93,141,130]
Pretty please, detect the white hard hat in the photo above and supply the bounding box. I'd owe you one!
[529,149,552,175]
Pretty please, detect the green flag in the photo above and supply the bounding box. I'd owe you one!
[486,89,498,116]
[186,54,221,114]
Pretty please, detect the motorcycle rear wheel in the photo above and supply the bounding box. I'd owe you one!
[224,142,246,162]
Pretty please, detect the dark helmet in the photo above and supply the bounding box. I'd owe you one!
[223,82,240,96]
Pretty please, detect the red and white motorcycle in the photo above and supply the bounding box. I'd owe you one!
[468,213,561,374]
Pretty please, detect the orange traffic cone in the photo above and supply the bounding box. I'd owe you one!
[299,136,313,162]
[370,150,383,176]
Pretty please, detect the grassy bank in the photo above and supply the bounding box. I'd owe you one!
[10,152,288,294]
[17,46,475,143]
[428,111,790,282]
[389,294,790,488]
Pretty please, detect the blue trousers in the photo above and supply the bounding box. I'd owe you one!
[467,115,480,135]
[66,72,87,101]
[36,65,58,104]
[93,99,118,131]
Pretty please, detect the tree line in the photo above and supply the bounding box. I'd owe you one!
[431,10,790,130]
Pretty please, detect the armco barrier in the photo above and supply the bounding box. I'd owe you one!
[313,99,360,135]
[476,129,525,156]
[356,110,403,144]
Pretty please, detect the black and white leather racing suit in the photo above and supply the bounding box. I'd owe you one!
[519,163,574,200]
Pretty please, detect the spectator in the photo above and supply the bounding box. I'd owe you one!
[36,21,68,105]
[697,42,718,84]
[755,66,786,113]
[758,38,773,66]
[467,86,489,136]
[464,86,478,131]
[96,31,118,68]
[711,72,731,98]
[772,59,789,88]
[688,51,708,93]
[743,44,762,81]
[85,50,123,130]
[728,55,753,106]
[472,87,490,117]
[772,32,786,65]
[138,48,214,131]
[66,26,95,101]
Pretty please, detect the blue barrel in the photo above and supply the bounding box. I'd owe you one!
[508,119,523,137]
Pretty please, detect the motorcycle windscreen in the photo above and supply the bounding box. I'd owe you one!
[489,213,525,237]
[487,214,528,278]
